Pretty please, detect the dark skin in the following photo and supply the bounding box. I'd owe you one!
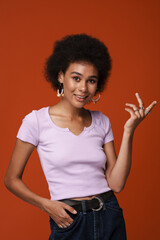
[4,62,101,229]
[4,61,157,229]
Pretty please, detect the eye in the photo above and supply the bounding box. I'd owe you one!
[88,79,96,84]
[73,76,80,81]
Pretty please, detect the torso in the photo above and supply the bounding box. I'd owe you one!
[49,106,92,136]
[70,193,103,201]
[49,105,101,200]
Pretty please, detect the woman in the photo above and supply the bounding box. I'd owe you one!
[4,34,157,240]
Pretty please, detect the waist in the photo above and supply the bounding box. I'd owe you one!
[49,183,111,201]
[69,192,108,201]
[59,190,114,205]
[59,190,114,212]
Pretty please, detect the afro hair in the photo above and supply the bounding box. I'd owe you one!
[44,33,112,94]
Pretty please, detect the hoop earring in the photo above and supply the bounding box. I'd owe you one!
[91,93,101,104]
[57,82,64,97]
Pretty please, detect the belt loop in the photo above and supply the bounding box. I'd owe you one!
[81,200,87,215]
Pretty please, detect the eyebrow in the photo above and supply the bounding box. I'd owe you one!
[70,72,98,79]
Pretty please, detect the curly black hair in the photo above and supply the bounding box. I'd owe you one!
[44,33,112,94]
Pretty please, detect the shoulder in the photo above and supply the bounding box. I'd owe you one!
[19,106,49,132]
[22,106,48,121]
[89,109,111,126]
[16,106,48,147]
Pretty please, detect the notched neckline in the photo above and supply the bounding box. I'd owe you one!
[46,106,95,136]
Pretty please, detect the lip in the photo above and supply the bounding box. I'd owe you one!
[74,94,88,97]
[74,94,88,102]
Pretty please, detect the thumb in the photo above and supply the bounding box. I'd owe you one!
[63,203,77,214]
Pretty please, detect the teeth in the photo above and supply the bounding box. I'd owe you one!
[76,95,86,99]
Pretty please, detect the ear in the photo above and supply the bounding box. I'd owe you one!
[94,88,99,96]
[58,71,65,84]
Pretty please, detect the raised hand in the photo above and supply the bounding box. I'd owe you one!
[124,93,157,134]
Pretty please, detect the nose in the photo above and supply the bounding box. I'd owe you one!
[78,81,88,92]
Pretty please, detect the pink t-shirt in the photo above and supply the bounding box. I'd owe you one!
[16,106,114,200]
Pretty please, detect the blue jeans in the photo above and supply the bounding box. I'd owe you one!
[49,193,127,240]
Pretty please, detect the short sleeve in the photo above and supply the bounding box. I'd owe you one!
[101,112,114,144]
[16,110,39,147]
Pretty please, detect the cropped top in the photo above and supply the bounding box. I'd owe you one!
[16,106,114,201]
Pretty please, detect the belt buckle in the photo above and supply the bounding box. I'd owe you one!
[91,196,104,211]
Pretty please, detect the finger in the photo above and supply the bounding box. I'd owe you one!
[144,101,157,115]
[65,214,74,224]
[58,219,72,228]
[125,103,141,118]
[64,219,73,227]
[58,216,73,228]
[135,93,144,107]
[61,222,71,228]
[61,205,76,226]
[58,223,64,228]
[125,107,136,117]
[135,93,145,117]
[63,203,77,214]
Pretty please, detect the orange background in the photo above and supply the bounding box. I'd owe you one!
[1,0,160,239]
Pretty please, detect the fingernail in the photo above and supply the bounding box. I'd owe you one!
[73,210,77,214]
[154,101,157,104]
[135,93,138,95]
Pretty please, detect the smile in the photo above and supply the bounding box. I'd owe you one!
[74,94,88,101]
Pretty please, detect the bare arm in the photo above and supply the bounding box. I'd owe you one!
[104,93,157,193]
[4,138,77,228]
[4,138,48,210]
[104,132,133,193]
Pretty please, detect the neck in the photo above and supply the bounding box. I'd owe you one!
[55,97,86,119]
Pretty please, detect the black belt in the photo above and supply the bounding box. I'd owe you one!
[59,190,114,212]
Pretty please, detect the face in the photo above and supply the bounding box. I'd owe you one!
[58,62,98,107]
